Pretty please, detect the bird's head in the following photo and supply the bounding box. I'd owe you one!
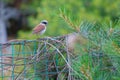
[41,20,48,25]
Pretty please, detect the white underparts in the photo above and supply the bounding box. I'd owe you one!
[40,27,46,34]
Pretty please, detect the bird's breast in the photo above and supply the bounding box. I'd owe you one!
[39,27,46,34]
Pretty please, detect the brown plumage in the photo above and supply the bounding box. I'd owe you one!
[32,20,48,35]
[33,24,46,34]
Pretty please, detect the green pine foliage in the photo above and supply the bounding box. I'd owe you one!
[58,6,120,79]
[17,0,120,38]
[5,0,120,79]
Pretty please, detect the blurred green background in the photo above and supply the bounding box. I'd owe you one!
[4,0,120,39]
[1,0,120,79]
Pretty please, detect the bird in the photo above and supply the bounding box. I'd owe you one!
[32,20,48,35]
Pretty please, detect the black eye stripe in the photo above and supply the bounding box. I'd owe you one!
[42,22,47,24]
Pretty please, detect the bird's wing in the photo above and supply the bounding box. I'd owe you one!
[33,24,45,34]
